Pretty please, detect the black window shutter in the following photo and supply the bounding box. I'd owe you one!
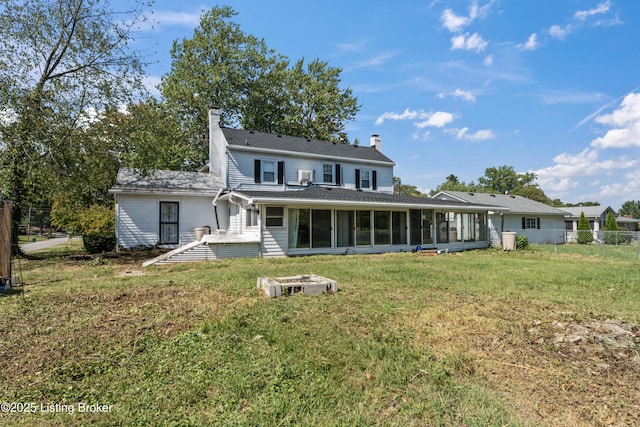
[537,218,540,229]
[372,170,377,190]
[335,164,341,185]
[254,159,261,183]
[522,217,525,229]
[355,169,361,189]
[277,161,285,184]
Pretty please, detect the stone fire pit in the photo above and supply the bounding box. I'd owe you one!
[257,274,337,298]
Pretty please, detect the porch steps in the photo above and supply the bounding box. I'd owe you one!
[142,240,204,267]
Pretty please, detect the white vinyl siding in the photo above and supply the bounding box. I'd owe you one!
[115,194,216,249]
[226,149,394,193]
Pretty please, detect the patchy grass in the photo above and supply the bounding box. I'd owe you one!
[1,247,639,426]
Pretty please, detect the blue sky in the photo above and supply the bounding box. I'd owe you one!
[133,0,640,210]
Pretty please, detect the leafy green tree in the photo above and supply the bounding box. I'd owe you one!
[512,185,552,204]
[393,177,427,197]
[430,174,478,195]
[161,5,280,154]
[619,200,640,218]
[161,5,360,159]
[0,0,149,252]
[274,59,359,143]
[603,211,620,245]
[478,165,537,194]
[431,166,553,203]
[50,100,198,231]
[577,212,593,244]
[565,201,600,207]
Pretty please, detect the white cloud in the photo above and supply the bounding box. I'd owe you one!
[483,54,494,66]
[346,51,397,71]
[534,148,637,182]
[440,1,494,32]
[518,33,539,51]
[412,131,431,141]
[591,93,640,149]
[375,108,424,125]
[575,0,611,21]
[450,33,488,52]
[539,90,608,106]
[441,8,471,32]
[415,112,455,128]
[547,0,616,43]
[549,24,569,40]
[437,89,476,102]
[447,127,494,141]
[337,39,372,52]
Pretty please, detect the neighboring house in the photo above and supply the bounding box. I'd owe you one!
[616,215,640,232]
[432,191,569,246]
[562,206,616,234]
[562,206,639,241]
[110,109,502,264]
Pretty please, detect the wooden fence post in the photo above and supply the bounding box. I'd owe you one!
[0,201,12,280]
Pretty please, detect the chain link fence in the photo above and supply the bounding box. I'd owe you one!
[515,229,640,260]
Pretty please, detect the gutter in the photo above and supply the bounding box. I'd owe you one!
[212,187,227,230]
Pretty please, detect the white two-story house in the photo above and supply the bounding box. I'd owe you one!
[110,109,501,264]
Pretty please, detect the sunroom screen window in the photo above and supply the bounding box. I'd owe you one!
[356,210,371,246]
[311,210,331,248]
[336,210,354,247]
[288,209,332,248]
[392,211,407,244]
[288,209,310,248]
[374,211,390,245]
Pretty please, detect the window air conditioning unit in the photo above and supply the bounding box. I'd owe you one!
[298,169,313,186]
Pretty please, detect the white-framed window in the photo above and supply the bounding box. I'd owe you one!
[355,168,375,190]
[255,159,284,184]
[361,170,371,189]
[262,160,276,183]
[524,217,538,229]
[265,206,284,228]
[323,163,333,183]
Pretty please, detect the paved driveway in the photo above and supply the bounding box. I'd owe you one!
[20,237,81,253]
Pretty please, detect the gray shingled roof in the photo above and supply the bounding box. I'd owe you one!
[110,168,224,195]
[435,191,568,215]
[561,205,614,218]
[222,128,395,165]
[233,187,499,210]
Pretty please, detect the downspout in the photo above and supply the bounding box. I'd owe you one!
[212,188,226,230]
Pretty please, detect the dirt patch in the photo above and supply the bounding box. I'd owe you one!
[404,299,640,427]
[518,318,640,426]
[116,269,146,277]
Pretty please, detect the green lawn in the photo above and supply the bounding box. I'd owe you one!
[1,247,639,426]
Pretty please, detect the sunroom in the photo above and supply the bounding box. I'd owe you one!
[222,187,499,257]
